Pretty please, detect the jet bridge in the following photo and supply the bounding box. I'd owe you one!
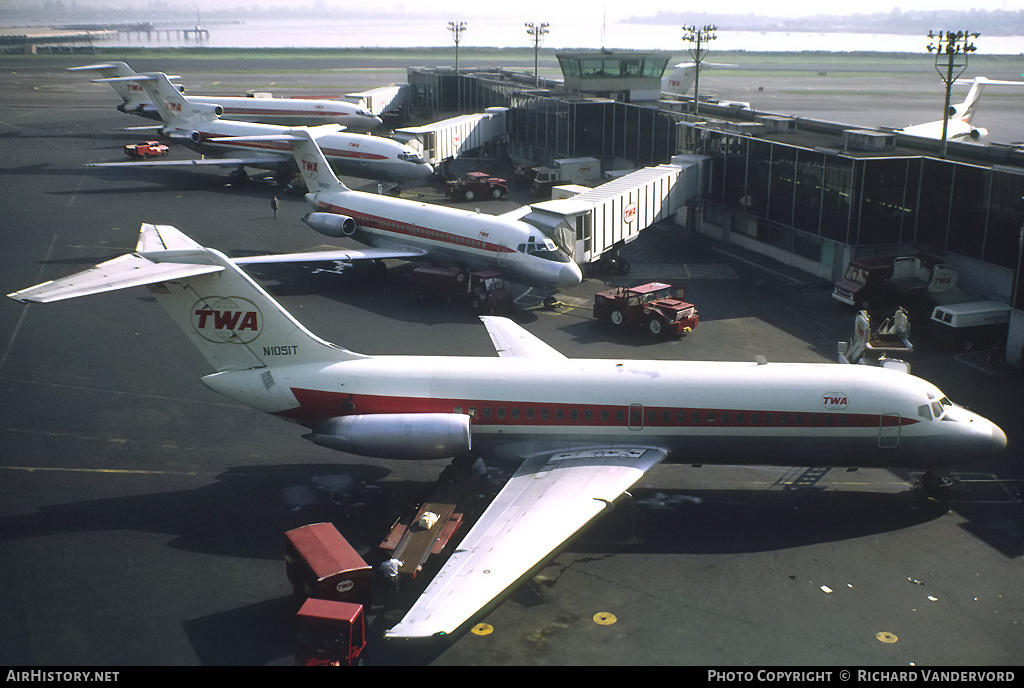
[513,155,707,267]
[393,107,509,166]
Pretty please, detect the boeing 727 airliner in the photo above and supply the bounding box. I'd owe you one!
[70,62,383,131]
[86,72,430,185]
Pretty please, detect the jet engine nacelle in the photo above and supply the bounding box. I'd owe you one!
[305,413,472,460]
[303,212,357,238]
[191,103,223,118]
[969,127,988,141]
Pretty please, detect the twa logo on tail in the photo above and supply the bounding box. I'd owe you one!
[301,154,319,178]
[191,297,262,344]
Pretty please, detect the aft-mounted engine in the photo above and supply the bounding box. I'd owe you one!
[305,413,471,460]
[303,212,357,237]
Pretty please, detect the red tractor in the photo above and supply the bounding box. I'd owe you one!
[594,282,698,338]
[444,172,509,201]
[124,140,169,157]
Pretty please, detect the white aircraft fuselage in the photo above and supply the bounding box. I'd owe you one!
[173,118,433,184]
[71,62,383,131]
[306,190,583,289]
[206,352,1004,470]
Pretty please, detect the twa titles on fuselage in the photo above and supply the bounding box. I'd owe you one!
[223,128,583,291]
[70,62,383,131]
[86,72,430,185]
[8,223,1006,641]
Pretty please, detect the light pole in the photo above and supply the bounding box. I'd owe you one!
[927,29,979,158]
[525,22,550,87]
[448,20,467,111]
[682,24,717,117]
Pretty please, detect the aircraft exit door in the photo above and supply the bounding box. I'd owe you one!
[878,413,901,448]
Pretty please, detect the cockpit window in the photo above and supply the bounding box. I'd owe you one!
[921,397,953,420]
[517,235,571,263]
[398,152,425,164]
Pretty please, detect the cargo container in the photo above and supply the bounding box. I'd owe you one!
[284,523,372,610]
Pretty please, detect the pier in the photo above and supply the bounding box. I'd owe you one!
[0,22,211,53]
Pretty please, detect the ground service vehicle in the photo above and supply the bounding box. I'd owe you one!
[284,523,373,609]
[445,172,509,201]
[593,282,698,338]
[294,598,366,666]
[123,140,168,157]
[411,266,514,314]
[930,300,1011,351]
[530,157,601,194]
[833,255,961,317]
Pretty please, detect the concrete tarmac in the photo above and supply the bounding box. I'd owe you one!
[0,53,1021,667]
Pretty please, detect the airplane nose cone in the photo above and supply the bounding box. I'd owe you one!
[991,422,1008,455]
[558,261,583,287]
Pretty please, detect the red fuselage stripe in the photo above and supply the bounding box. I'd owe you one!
[320,200,512,254]
[279,387,918,428]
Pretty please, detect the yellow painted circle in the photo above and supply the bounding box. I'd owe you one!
[471,623,493,636]
[593,612,617,626]
[876,631,898,644]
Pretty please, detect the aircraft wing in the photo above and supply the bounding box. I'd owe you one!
[479,316,566,359]
[385,445,668,639]
[7,253,221,304]
[86,155,291,170]
[232,246,427,265]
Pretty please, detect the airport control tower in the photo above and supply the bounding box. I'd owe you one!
[556,50,672,102]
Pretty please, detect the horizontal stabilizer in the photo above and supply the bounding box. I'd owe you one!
[7,254,222,304]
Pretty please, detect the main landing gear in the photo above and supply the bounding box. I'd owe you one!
[917,471,954,499]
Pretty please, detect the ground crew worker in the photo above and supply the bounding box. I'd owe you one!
[271,196,279,218]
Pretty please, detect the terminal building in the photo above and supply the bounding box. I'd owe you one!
[403,51,1024,365]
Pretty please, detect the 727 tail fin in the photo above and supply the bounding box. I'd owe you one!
[211,127,350,194]
[8,224,363,374]
[95,72,216,126]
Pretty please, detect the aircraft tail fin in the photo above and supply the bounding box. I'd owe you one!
[96,72,214,126]
[957,77,990,123]
[70,62,144,109]
[8,224,364,374]
[284,127,351,194]
[212,127,351,193]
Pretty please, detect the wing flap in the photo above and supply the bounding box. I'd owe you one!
[385,446,667,639]
[479,316,567,359]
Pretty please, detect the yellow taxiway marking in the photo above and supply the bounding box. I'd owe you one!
[593,612,617,625]
[876,631,899,644]
[1,465,196,476]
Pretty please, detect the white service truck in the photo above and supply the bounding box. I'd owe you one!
[530,157,601,194]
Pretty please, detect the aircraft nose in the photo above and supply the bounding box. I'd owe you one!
[558,261,583,287]
[990,422,1007,455]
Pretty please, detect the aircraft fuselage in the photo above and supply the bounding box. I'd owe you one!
[204,354,1005,470]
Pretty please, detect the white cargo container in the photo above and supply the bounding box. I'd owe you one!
[393,108,509,166]
[512,160,704,267]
